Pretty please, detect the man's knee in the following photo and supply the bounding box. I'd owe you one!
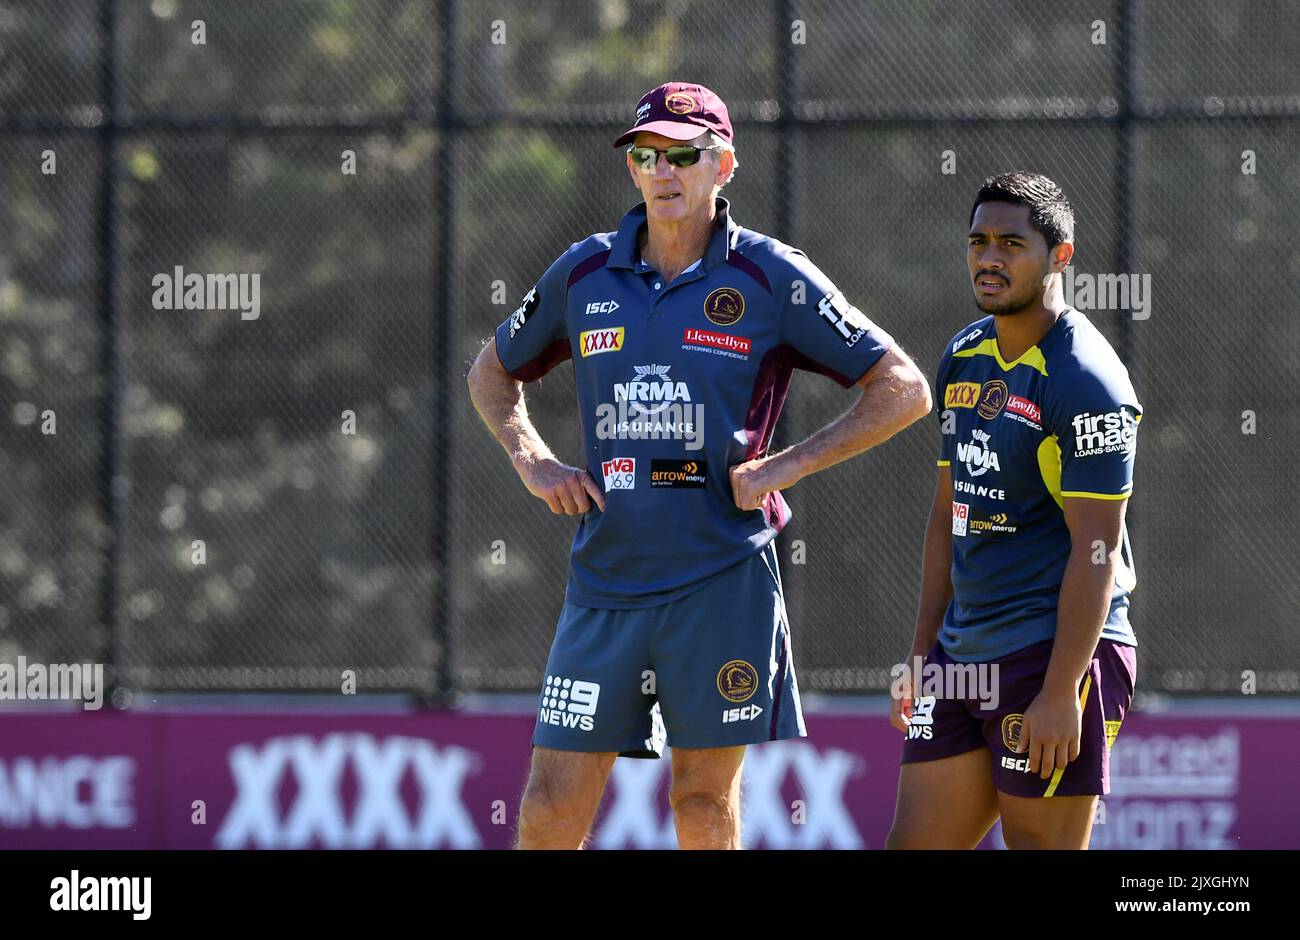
[999,795,1096,850]
[885,811,970,850]
[1001,817,1084,850]
[668,784,737,819]
[516,749,614,848]
[669,786,741,848]
[518,778,576,833]
[1002,817,1071,849]
[668,749,744,848]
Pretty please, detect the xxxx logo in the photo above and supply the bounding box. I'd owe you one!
[580,327,625,357]
[214,733,480,849]
[945,382,980,409]
[595,742,862,849]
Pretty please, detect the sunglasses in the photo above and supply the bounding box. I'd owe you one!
[627,144,721,170]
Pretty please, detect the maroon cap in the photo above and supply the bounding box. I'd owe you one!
[613,82,733,148]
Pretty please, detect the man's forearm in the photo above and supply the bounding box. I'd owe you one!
[765,358,930,488]
[468,343,554,469]
[1042,546,1115,696]
[911,507,953,657]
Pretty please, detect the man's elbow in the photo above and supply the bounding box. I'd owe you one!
[467,338,497,393]
[892,357,932,426]
[906,366,933,422]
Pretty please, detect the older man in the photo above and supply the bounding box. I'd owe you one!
[468,82,931,849]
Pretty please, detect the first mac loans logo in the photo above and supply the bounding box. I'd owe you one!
[507,286,538,339]
[815,289,873,346]
[1072,410,1137,456]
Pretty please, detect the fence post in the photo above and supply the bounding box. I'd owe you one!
[776,0,797,243]
[1115,0,1139,370]
[97,0,126,705]
[431,0,460,705]
[1115,0,1140,542]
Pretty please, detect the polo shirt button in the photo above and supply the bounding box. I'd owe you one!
[653,282,661,289]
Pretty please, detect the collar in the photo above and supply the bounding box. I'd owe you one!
[607,196,740,272]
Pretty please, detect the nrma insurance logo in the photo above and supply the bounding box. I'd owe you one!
[957,428,1000,477]
[594,363,704,451]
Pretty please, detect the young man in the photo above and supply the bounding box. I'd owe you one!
[887,172,1141,850]
[468,82,931,849]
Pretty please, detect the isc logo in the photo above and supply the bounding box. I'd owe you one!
[585,300,620,315]
[1000,756,1032,773]
[722,704,764,723]
[580,327,625,357]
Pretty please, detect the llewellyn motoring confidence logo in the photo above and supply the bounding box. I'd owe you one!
[682,328,751,360]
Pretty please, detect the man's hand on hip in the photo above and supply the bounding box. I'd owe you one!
[518,457,607,515]
[729,455,795,512]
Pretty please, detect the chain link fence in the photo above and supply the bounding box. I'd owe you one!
[1,0,1297,697]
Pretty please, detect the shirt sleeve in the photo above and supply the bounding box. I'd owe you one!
[778,250,895,388]
[494,252,572,383]
[1048,369,1142,499]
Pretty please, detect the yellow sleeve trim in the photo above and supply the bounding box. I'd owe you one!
[936,460,951,467]
[1061,490,1132,501]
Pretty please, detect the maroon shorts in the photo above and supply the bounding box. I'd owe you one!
[899,638,1137,797]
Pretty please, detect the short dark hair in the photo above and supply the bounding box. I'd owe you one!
[969,171,1075,248]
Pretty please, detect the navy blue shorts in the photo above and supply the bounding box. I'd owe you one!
[532,543,806,758]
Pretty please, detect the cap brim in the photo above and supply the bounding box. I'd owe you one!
[612,121,708,148]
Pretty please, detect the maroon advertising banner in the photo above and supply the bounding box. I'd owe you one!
[1,708,1296,849]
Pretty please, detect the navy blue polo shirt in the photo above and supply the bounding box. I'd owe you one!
[495,197,895,608]
[935,309,1142,661]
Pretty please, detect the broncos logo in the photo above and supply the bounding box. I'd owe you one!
[717,659,758,703]
[704,287,745,326]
